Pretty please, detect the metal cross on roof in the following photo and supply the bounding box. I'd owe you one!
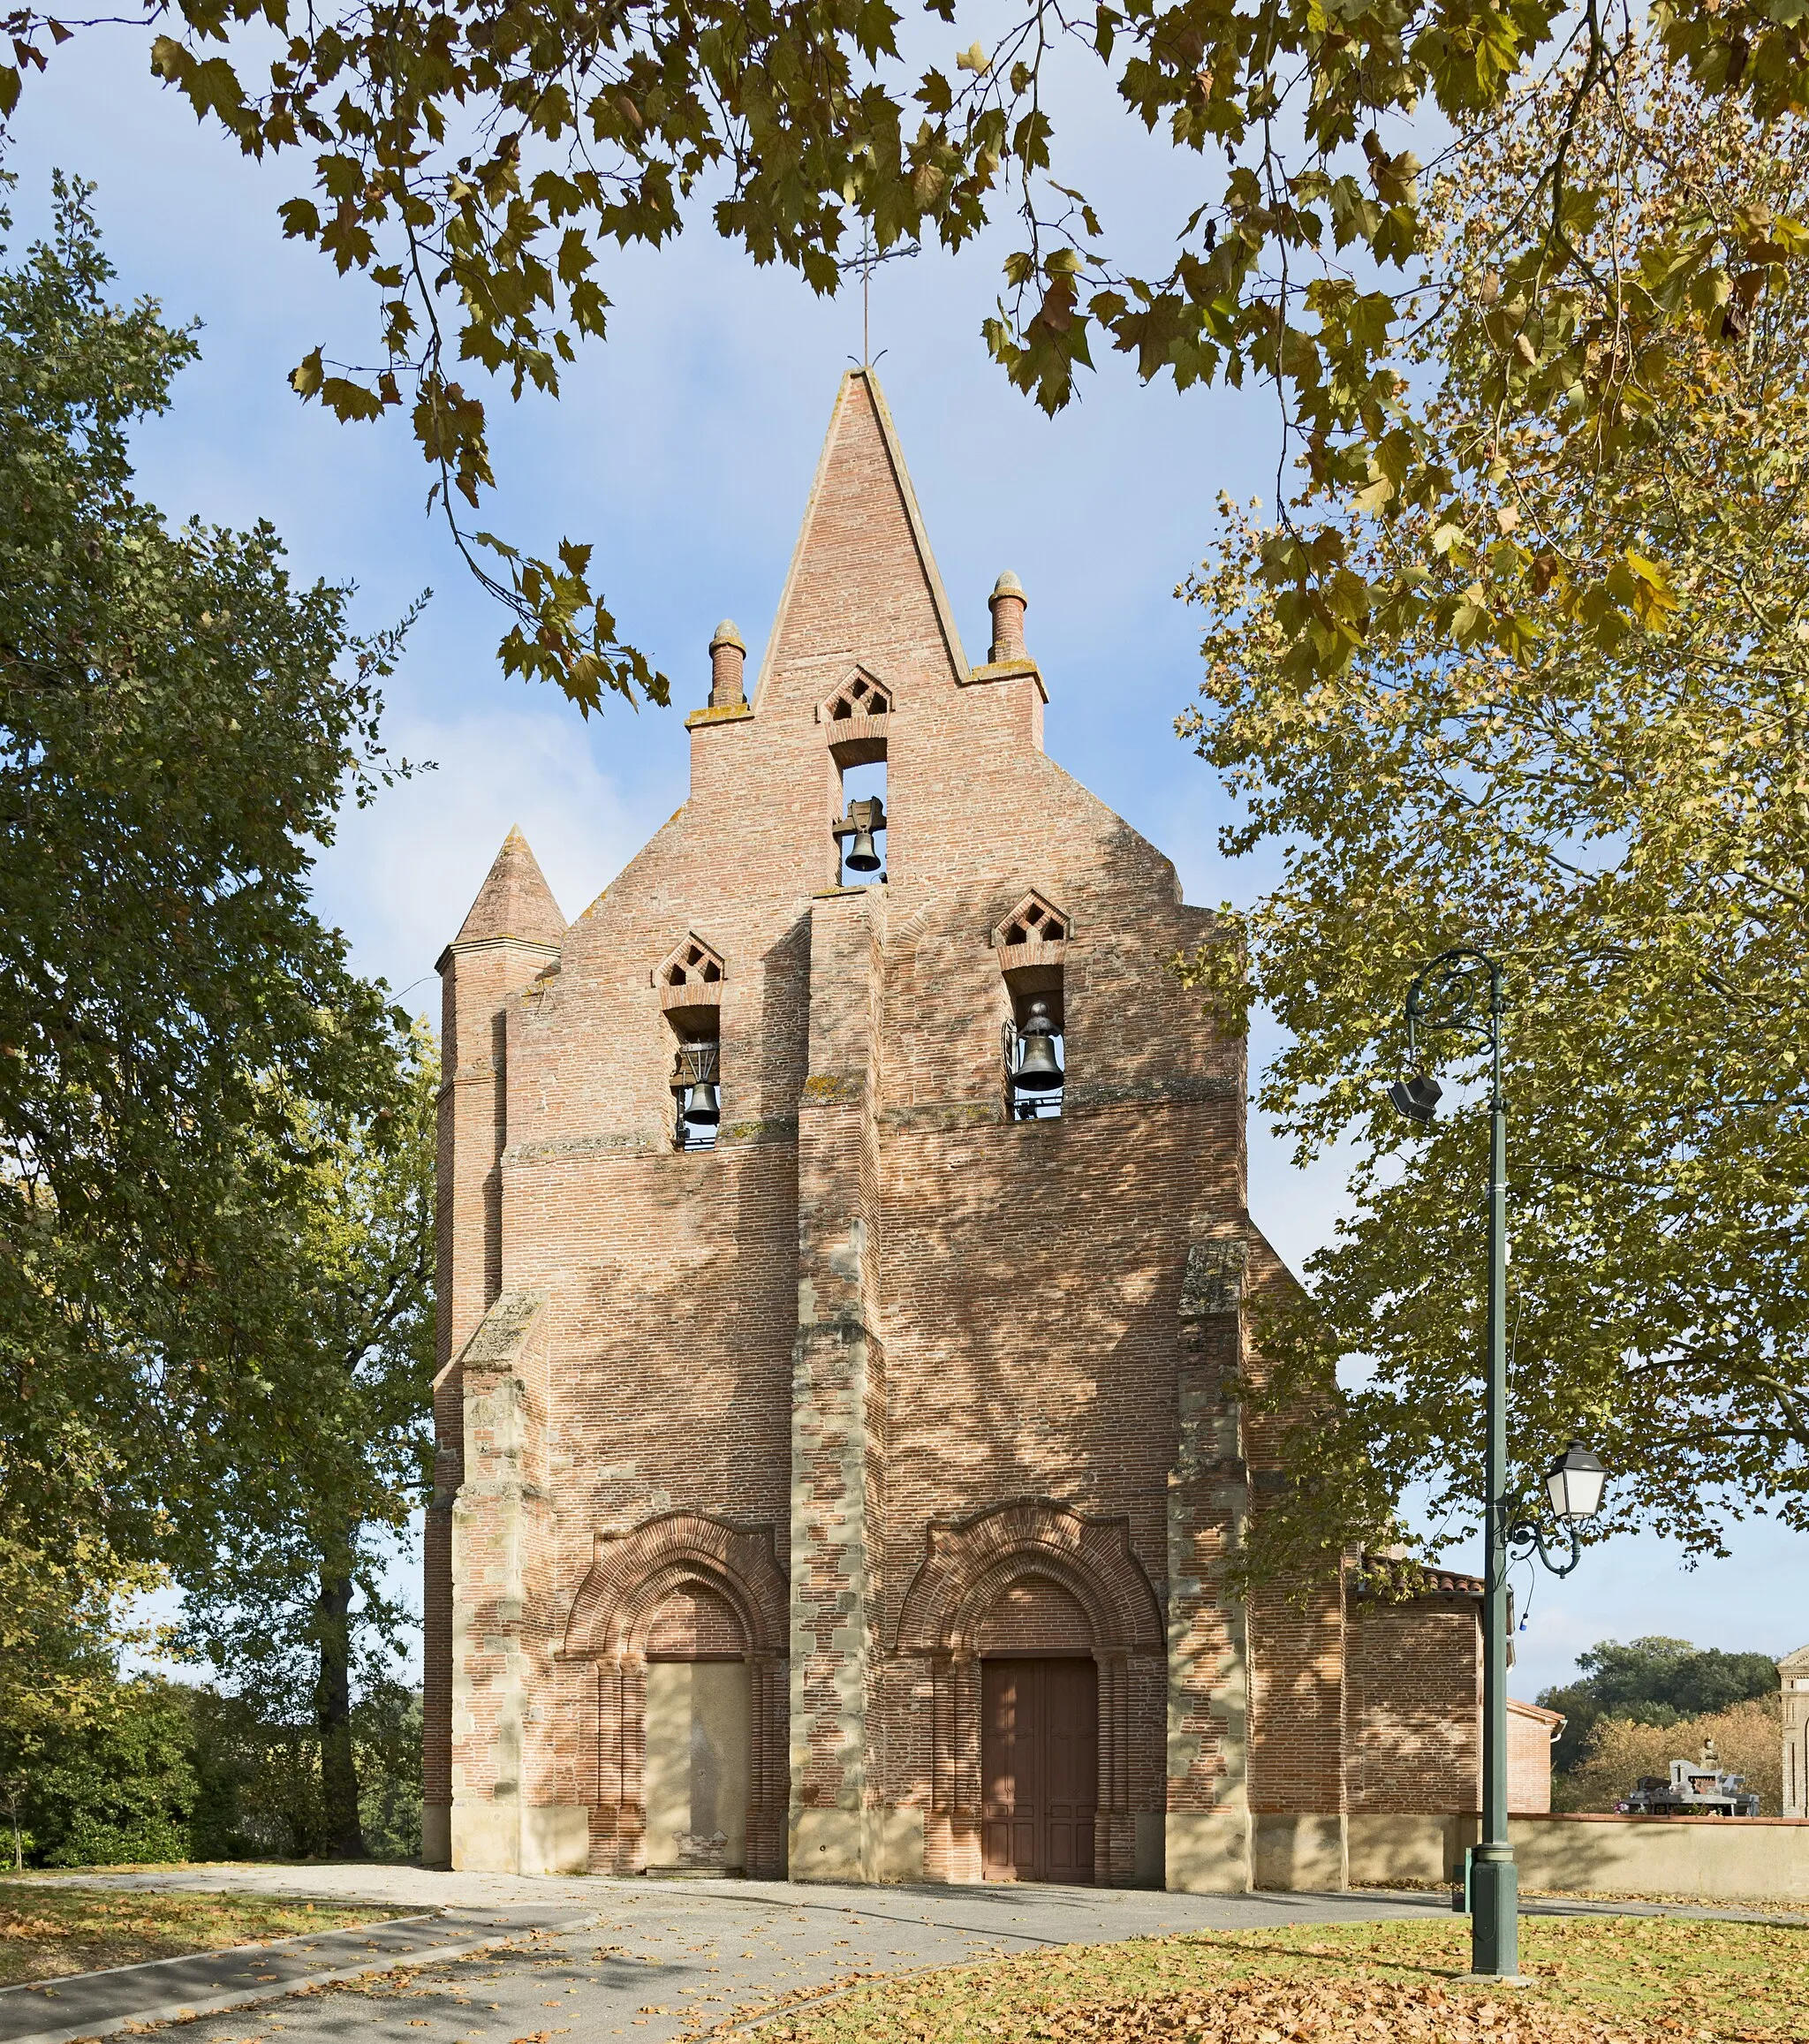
[844,226,920,367]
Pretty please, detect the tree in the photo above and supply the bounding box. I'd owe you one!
[187,1681,425,1861]
[1555,1696,1783,1813]
[1539,1638,1783,1774]
[0,5,1794,704]
[1177,52,1809,1577]
[0,173,419,1581]
[0,1523,169,1869]
[178,1029,436,1859]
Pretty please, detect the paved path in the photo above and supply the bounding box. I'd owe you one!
[5,1870,1454,2043]
[0,1907,592,2044]
[9,1865,1798,2044]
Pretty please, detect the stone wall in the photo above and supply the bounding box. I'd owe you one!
[1351,1811,1809,1902]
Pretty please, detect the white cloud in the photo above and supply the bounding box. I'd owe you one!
[312,705,677,1000]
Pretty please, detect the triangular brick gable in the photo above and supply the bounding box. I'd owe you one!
[815,664,894,723]
[753,369,968,713]
[453,826,564,948]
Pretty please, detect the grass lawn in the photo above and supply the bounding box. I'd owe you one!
[0,1881,391,1987]
[737,1915,1809,2044]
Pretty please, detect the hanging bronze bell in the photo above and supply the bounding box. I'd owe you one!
[682,1076,721,1126]
[1014,997,1063,1091]
[840,795,886,874]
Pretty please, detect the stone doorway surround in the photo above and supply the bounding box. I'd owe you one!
[894,1499,1167,1885]
[557,1510,790,1877]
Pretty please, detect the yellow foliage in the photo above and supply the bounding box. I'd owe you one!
[1557,1697,1783,1814]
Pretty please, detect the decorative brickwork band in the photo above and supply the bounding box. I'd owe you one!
[561,1511,789,1877]
[896,1499,1162,1883]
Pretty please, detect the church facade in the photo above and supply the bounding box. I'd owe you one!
[423,369,1485,1889]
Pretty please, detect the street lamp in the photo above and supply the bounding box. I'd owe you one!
[1545,1442,1608,1525]
[1386,1072,1443,1124]
[1389,948,1608,1981]
[1502,1443,1607,1580]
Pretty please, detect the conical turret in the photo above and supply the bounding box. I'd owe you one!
[452,825,565,949]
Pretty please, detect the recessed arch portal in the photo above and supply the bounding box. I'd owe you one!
[895,1500,1163,1885]
[558,1511,787,1877]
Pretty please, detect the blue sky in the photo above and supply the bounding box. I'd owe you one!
[6,30,1803,1701]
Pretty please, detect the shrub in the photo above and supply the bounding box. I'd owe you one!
[19,1677,196,1867]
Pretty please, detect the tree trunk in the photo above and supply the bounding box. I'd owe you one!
[316,1541,364,1859]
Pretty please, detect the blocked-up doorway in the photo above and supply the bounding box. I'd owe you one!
[980,1657,1097,1882]
[644,1659,751,1872]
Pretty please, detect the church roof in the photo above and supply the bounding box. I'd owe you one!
[451,825,565,949]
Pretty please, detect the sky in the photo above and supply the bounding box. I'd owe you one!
[5,28,1803,1701]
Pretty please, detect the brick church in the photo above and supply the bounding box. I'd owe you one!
[424,368,1502,1890]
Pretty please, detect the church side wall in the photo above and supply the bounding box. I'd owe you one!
[1345,1595,1483,1818]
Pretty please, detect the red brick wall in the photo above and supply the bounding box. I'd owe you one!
[1346,1594,1482,1814]
[428,367,1477,1881]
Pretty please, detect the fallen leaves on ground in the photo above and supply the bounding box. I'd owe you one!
[0,1882,380,1987]
[729,1917,1809,2044]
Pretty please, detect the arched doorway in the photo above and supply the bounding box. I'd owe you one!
[895,1500,1166,1885]
[643,1585,751,1872]
[560,1511,788,1876]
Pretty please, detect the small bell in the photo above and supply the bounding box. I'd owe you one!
[839,795,886,875]
[682,1077,721,1127]
[1013,997,1063,1091]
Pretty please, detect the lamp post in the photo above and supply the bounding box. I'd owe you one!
[1389,948,1607,1980]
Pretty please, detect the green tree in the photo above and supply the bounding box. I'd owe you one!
[0,5,1794,703]
[0,1526,169,1868]
[0,172,419,1584]
[1177,53,1809,1576]
[178,1030,436,1859]
[188,1680,424,1861]
[1555,1696,1783,1813]
[1539,1638,1782,1774]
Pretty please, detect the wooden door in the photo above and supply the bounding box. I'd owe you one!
[980,1658,1097,1881]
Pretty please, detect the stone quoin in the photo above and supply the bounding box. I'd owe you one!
[423,368,1502,1889]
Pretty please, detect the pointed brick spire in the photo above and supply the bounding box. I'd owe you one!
[453,826,564,948]
[753,368,968,711]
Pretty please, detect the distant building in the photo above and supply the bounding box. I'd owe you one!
[1783,1644,1809,1818]
[425,368,1495,1889]
[1508,1698,1564,1813]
